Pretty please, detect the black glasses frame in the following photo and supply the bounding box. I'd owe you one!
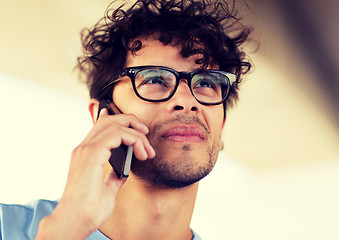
[101,66,236,106]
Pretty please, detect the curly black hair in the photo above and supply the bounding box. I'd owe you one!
[77,0,252,112]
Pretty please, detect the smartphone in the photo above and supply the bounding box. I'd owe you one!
[97,100,133,178]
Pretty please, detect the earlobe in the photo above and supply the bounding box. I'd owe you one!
[88,99,100,124]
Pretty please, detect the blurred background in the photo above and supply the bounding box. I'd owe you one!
[0,0,338,239]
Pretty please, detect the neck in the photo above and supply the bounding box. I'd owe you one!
[99,174,198,240]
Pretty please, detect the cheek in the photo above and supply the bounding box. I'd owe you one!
[114,89,159,126]
[205,106,224,133]
[207,109,224,151]
[112,82,131,106]
[113,82,145,115]
[134,103,167,130]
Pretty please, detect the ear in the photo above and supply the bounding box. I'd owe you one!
[88,99,100,124]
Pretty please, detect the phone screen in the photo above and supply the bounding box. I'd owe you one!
[97,100,133,178]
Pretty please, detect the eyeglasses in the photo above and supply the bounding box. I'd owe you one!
[101,66,236,105]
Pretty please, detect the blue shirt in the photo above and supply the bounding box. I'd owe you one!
[0,199,201,240]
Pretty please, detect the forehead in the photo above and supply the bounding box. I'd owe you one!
[126,39,203,71]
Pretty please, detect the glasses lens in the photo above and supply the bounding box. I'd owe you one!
[191,72,229,104]
[134,69,176,100]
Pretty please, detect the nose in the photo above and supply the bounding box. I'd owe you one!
[166,80,200,114]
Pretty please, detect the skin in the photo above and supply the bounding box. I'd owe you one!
[35,39,225,240]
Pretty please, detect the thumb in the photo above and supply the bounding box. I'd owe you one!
[99,108,109,117]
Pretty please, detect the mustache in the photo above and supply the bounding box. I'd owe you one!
[150,114,210,135]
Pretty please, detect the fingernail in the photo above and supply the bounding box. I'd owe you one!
[99,108,108,117]
[141,124,149,134]
[148,146,156,158]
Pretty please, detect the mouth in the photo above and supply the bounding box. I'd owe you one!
[161,125,206,142]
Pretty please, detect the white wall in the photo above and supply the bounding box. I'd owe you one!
[0,72,91,203]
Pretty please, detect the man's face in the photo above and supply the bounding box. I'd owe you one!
[112,39,225,188]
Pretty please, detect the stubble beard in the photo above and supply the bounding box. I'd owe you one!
[130,115,220,189]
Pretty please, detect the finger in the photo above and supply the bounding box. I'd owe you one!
[100,114,149,135]
[114,114,149,135]
[104,168,127,189]
[111,128,154,160]
[131,137,155,160]
[89,126,154,161]
[145,142,156,159]
[119,128,154,160]
[86,114,149,143]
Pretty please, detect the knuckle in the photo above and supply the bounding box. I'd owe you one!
[133,133,147,146]
[71,145,81,157]
[72,143,97,158]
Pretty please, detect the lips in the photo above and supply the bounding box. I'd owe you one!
[161,126,206,142]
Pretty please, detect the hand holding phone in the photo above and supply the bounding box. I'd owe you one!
[36,100,154,238]
[97,100,134,178]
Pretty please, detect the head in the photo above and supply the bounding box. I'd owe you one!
[78,0,252,188]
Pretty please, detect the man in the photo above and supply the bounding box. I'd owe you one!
[0,0,251,239]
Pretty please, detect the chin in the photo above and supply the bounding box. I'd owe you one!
[130,150,217,189]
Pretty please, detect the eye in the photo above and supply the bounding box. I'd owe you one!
[193,78,217,90]
[143,76,169,87]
